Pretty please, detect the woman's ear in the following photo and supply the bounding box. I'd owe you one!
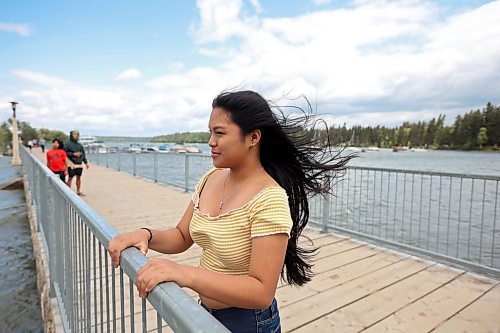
[249,129,262,147]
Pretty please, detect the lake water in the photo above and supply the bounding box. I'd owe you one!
[0,156,43,332]
[89,146,500,270]
[100,141,500,176]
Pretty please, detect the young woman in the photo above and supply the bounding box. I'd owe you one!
[108,90,353,332]
[46,139,68,182]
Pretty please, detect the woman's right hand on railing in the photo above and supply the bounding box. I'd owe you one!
[108,229,150,268]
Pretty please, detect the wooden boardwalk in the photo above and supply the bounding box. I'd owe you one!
[39,151,500,332]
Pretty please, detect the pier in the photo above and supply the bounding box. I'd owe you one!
[23,147,500,332]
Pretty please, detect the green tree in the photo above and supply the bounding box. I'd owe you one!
[477,127,488,149]
[18,121,38,144]
[0,122,13,154]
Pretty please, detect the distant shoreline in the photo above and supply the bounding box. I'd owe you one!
[95,136,499,153]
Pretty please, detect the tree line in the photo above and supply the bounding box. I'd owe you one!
[323,102,499,150]
[152,102,499,150]
[152,131,210,143]
[2,102,498,154]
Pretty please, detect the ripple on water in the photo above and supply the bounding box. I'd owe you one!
[0,157,43,332]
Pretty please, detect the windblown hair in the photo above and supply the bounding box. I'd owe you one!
[212,90,355,286]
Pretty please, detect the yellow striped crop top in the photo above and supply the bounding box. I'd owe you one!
[189,168,293,275]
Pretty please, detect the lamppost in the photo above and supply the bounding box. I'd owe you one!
[9,101,22,165]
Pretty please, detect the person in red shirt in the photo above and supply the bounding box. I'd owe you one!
[46,139,68,182]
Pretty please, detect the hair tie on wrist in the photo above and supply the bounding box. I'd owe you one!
[140,227,153,243]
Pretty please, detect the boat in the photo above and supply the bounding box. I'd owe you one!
[141,144,159,153]
[410,148,428,152]
[84,138,107,153]
[392,146,408,152]
[158,145,170,153]
[125,144,142,153]
[79,135,97,147]
[185,146,202,153]
[170,145,187,153]
[107,147,118,154]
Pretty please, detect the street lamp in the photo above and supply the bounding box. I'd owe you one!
[9,101,22,165]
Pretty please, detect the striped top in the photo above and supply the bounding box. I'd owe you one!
[189,168,293,275]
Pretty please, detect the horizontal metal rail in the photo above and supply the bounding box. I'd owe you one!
[88,150,500,278]
[21,146,229,332]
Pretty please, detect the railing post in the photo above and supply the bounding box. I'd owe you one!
[184,154,190,192]
[321,194,330,233]
[45,174,57,298]
[154,152,158,183]
[133,152,137,176]
[105,148,109,168]
[117,152,121,171]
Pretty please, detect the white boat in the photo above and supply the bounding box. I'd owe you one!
[170,145,187,153]
[365,146,380,152]
[141,144,159,153]
[79,135,97,147]
[185,146,202,153]
[82,137,107,153]
[125,144,142,153]
[410,148,428,152]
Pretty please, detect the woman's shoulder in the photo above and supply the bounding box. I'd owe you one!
[246,186,288,211]
[195,167,224,192]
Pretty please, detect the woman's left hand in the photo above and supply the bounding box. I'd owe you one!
[136,258,185,298]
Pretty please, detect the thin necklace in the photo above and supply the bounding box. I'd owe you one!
[219,167,264,213]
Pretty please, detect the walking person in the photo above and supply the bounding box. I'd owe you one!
[39,138,46,153]
[46,139,68,182]
[27,140,33,152]
[64,130,89,196]
[108,90,353,333]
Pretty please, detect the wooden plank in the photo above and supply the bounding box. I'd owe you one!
[280,257,432,332]
[294,264,463,333]
[277,250,406,307]
[362,272,497,333]
[432,282,500,333]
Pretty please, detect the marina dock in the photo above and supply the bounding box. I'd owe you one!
[32,149,500,332]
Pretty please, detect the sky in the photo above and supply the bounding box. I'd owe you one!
[1,0,499,136]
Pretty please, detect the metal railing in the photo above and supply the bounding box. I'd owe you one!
[21,146,229,332]
[309,166,500,278]
[88,150,500,278]
[88,150,212,192]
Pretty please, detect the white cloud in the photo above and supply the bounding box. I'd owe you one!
[0,22,32,36]
[3,1,500,136]
[114,68,142,81]
[249,0,262,13]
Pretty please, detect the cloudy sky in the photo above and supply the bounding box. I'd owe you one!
[1,0,499,136]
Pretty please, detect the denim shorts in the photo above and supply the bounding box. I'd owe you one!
[201,298,281,333]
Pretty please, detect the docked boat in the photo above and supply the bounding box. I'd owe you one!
[79,135,97,147]
[158,145,170,153]
[82,137,107,153]
[141,144,159,153]
[125,144,142,153]
[170,145,187,153]
[392,146,408,152]
[185,146,202,153]
[410,147,428,152]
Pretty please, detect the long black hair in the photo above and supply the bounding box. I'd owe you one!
[212,90,356,286]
